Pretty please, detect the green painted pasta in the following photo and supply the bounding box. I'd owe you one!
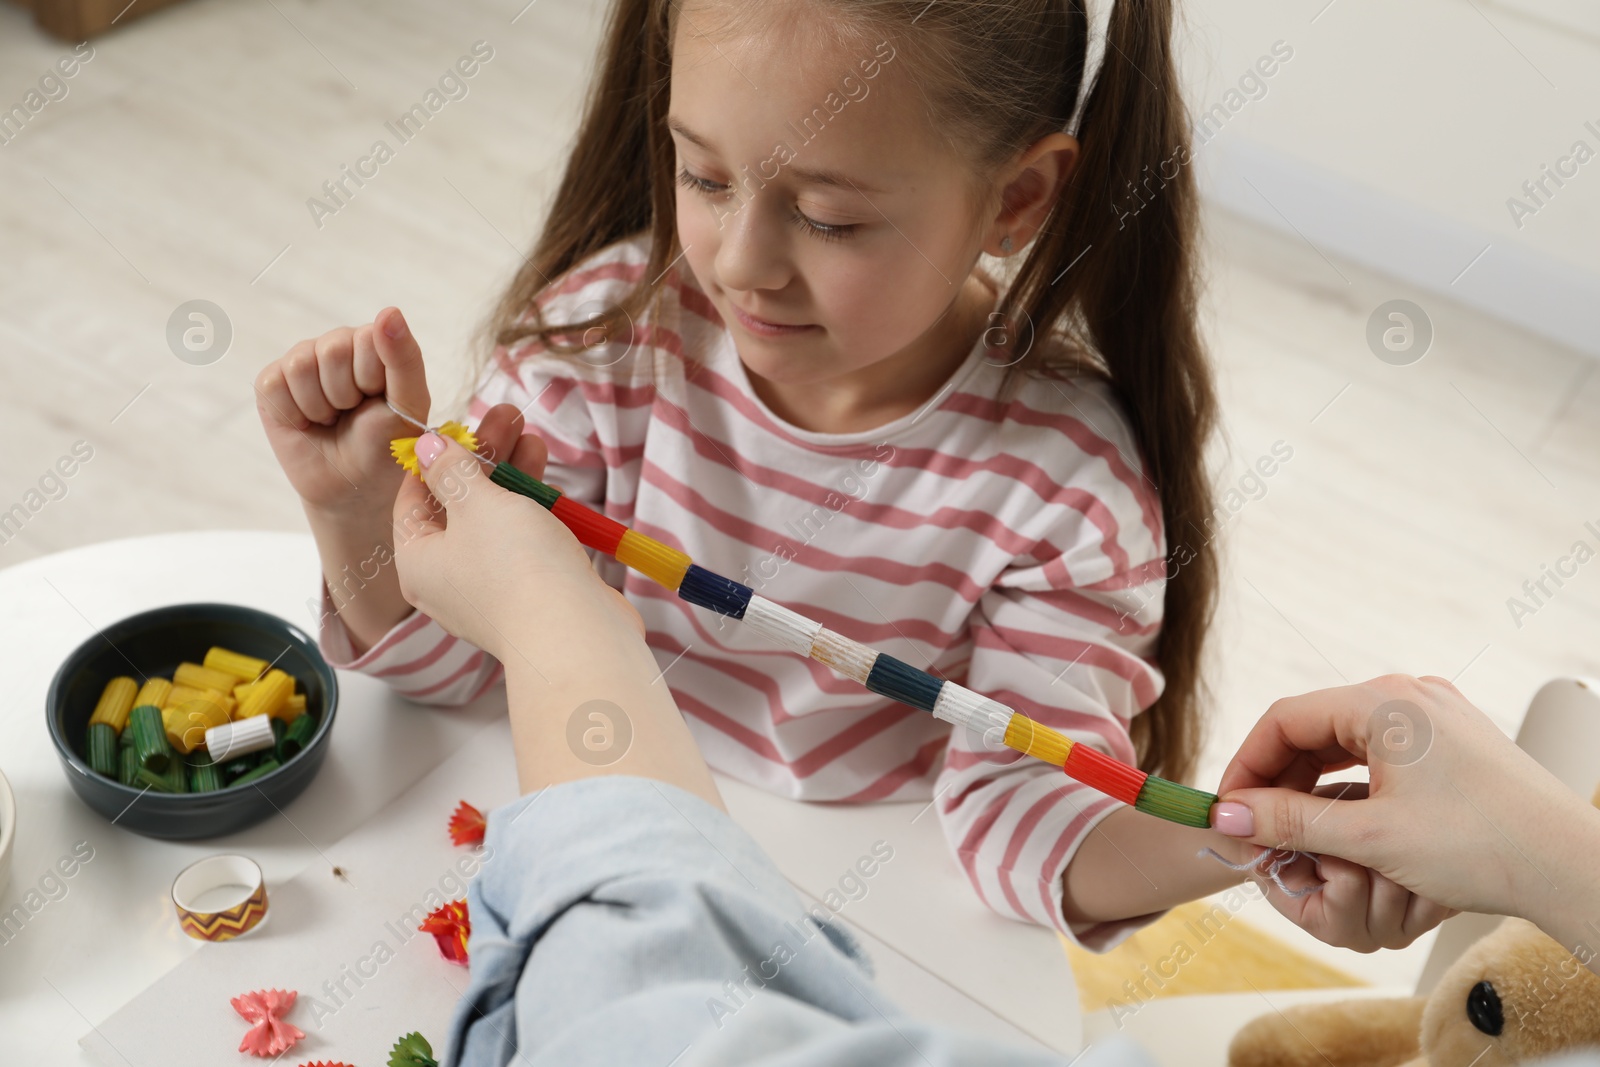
[187,754,224,793]
[277,714,316,762]
[222,755,258,781]
[86,722,118,777]
[128,704,172,774]
[134,761,187,794]
[118,744,140,786]
[231,758,280,786]
[1132,775,1216,828]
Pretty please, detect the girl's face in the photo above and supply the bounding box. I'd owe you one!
[668,4,992,397]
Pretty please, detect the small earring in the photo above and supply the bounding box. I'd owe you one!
[999,235,1014,254]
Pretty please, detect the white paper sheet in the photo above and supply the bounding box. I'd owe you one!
[84,717,1080,1064]
[84,720,521,1067]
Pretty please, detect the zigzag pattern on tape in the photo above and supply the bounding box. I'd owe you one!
[177,885,267,941]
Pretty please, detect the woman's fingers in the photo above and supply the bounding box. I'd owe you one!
[1216,686,1377,795]
[393,467,445,541]
[1213,781,1374,865]
[415,433,494,518]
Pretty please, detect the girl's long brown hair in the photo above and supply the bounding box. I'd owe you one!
[481,0,1217,784]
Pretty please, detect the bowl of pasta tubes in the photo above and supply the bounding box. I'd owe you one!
[46,603,338,840]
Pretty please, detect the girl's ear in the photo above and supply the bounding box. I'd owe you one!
[986,132,1081,257]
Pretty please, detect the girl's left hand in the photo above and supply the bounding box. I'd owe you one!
[389,419,641,663]
[1239,782,1457,953]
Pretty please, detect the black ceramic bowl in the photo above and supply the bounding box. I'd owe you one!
[46,603,338,840]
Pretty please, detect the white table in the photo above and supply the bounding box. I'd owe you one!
[0,532,1080,1063]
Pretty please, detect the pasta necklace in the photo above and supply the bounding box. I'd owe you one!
[386,403,1218,829]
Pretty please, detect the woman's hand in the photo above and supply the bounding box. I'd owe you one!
[1227,785,1456,953]
[1213,675,1600,942]
[391,430,720,810]
[389,431,641,662]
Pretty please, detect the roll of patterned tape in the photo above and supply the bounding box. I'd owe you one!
[171,854,267,941]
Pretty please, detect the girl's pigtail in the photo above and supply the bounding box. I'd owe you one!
[1008,0,1217,784]
[485,0,677,356]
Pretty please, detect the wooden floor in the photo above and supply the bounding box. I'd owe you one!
[3,0,1598,995]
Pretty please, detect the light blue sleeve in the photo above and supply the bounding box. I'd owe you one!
[441,774,1158,1067]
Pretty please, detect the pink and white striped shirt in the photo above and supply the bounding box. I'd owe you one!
[319,234,1171,949]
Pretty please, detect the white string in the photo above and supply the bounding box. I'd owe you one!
[386,398,496,470]
[1199,846,1325,899]
[385,397,432,433]
[1064,0,1113,139]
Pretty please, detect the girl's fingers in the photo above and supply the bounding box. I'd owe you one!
[284,340,339,425]
[253,358,310,431]
[508,428,549,481]
[473,404,524,464]
[1310,854,1374,951]
[352,323,386,396]
[373,307,431,424]
[1366,872,1413,949]
[1404,897,1456,943]
[316,328,364,411]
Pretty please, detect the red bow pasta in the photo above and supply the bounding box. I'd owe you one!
[298,1062,356,1067]
[418,899,470,965]
[448,800,486,846]
[231,988,305,1057]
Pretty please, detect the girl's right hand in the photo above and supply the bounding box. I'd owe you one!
[254,306,431,517]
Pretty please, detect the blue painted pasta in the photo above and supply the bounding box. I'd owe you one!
[676,563,754,619]
[863,654,944,713]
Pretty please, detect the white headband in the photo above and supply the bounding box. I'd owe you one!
[1063,0,1113,139]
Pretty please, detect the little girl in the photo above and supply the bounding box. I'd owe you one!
[257,0,1444,954]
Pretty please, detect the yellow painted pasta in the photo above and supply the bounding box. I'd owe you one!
[1003,714,1072,767]
[238,683,307,720]
[236,678,303,706]
[174,661,242,694]
[88,677,139,733]
[162,701,231,754]
[235,669,293,721]
[614,529,692,590]
[203,646,269,682]
[132,677,173,711]
[166,684,235,718]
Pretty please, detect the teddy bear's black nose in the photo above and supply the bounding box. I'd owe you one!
[1467,980,1504,1036]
